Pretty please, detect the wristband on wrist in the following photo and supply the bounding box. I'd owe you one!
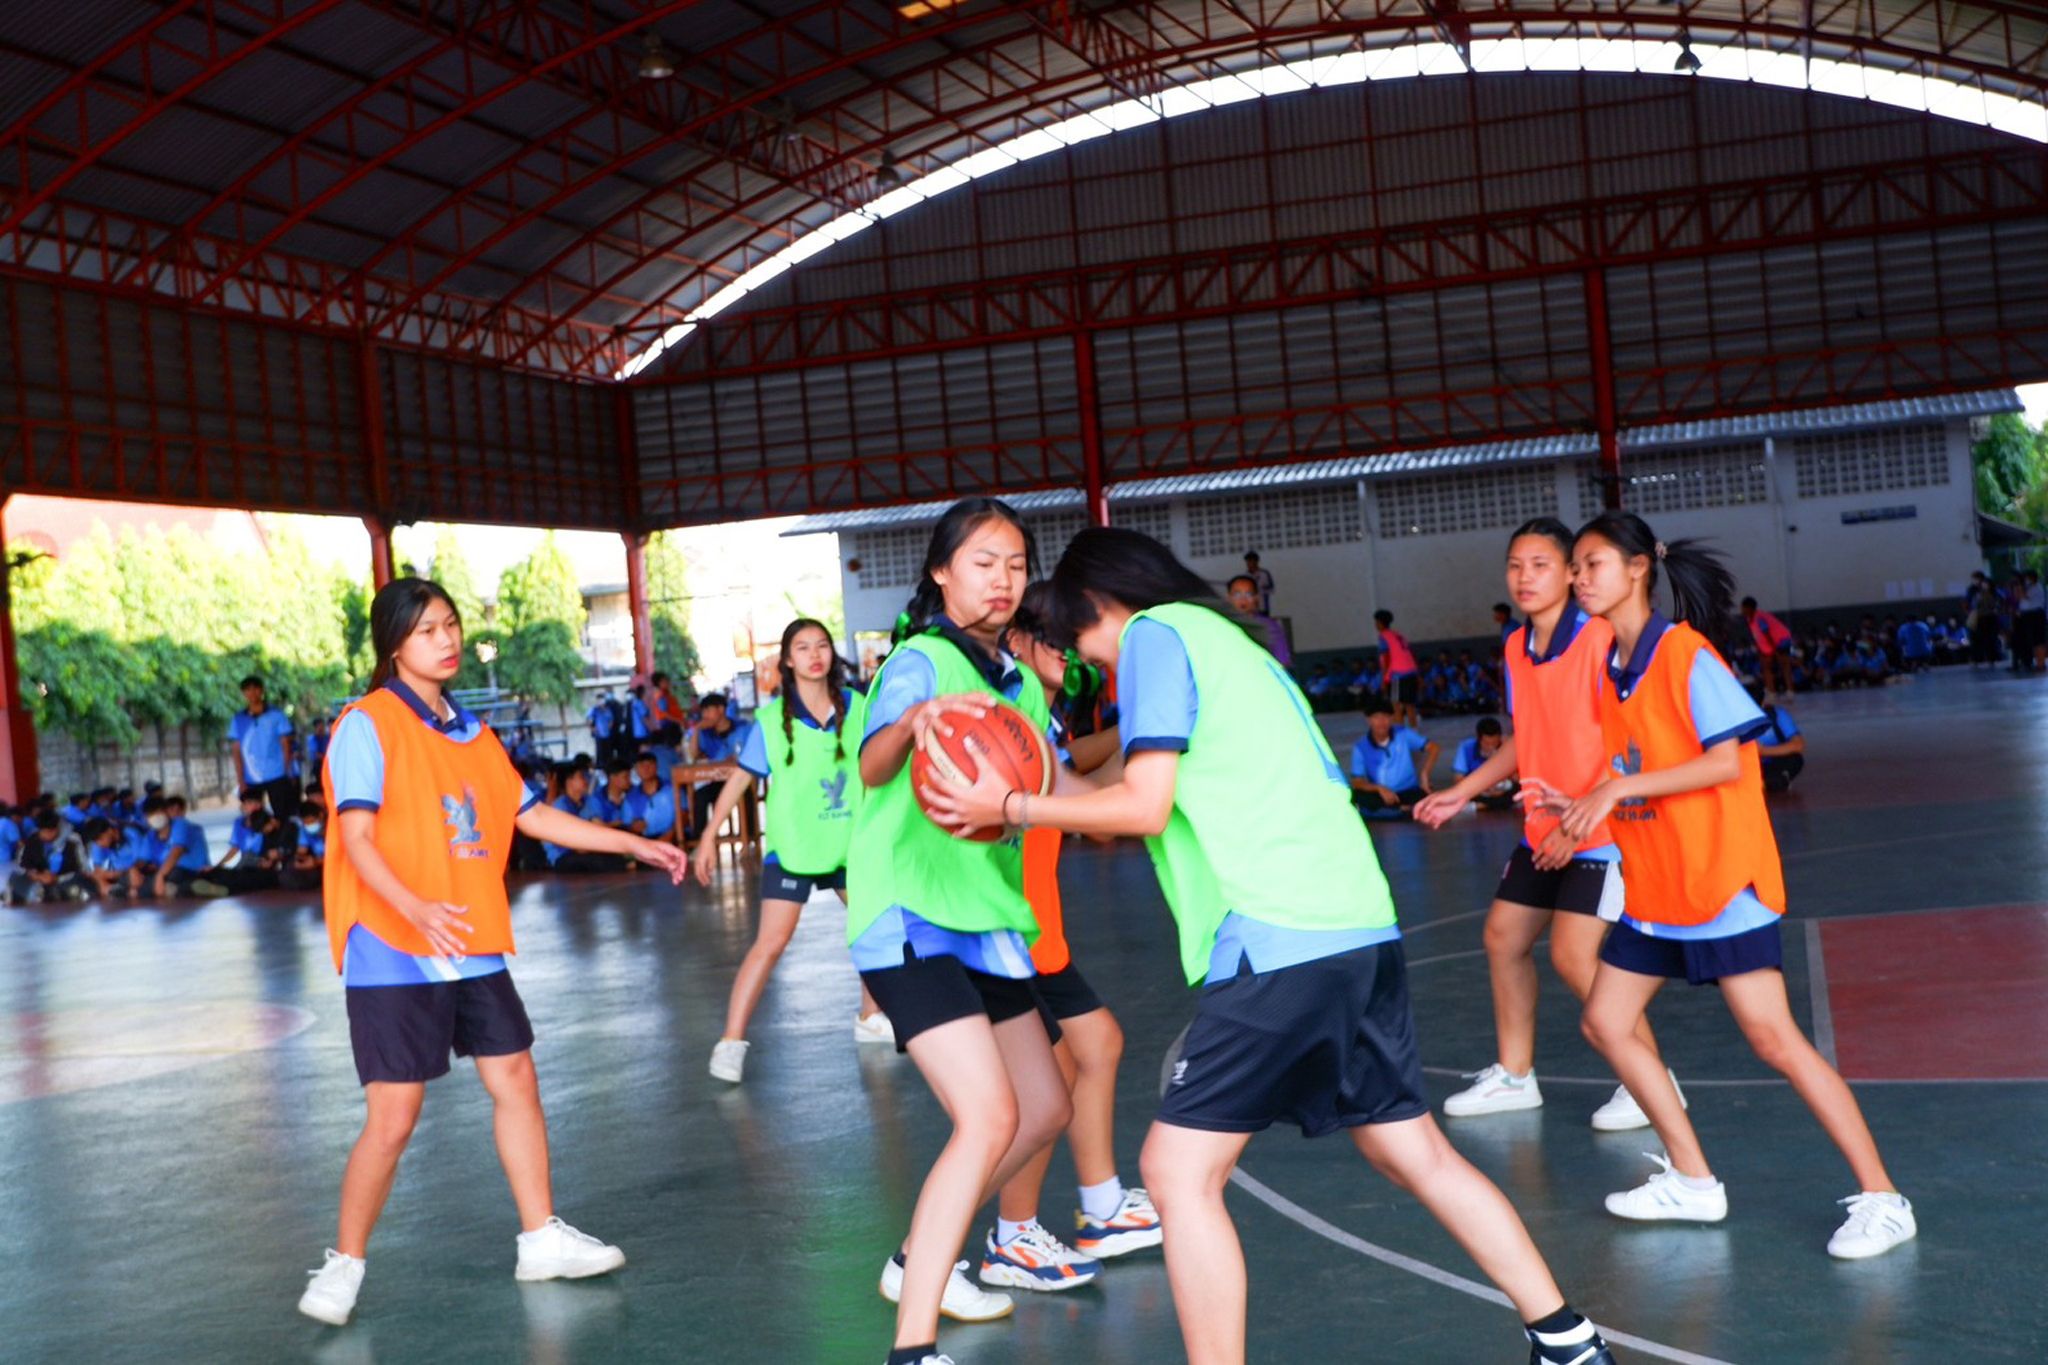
[1002,789,1022,825]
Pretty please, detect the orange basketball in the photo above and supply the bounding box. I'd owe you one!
[911,700,1054,842]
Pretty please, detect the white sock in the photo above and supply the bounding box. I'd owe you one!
[1676,1173,1720,1192]
[1079,1176,1126,1221]
[995,1216,1033,1246]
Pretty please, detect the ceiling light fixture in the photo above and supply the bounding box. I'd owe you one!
[638,33,676,80]
[874,152,904,189]
[1674,30,1703,74]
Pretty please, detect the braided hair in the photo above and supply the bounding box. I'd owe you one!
[776,617,851,766]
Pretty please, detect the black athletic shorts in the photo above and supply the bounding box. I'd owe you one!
[1392,674,1419,706]
[345,971,535,1085]
[1033,962,1105,1021]
[1494,844,1622,919]
[761,857,846,903]
[1156,941,1427,1138]
[859,947,1061,1053]
[1599,919,1784,985]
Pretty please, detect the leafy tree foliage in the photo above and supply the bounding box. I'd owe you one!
[645,531,701,684]
[6,523,352,749]
[494,532,588,703]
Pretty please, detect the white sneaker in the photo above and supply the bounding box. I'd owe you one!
[514,1217,625,1281]
[1827,1192,1916,1259]
[708,1038,748,1083]
[1605,1152,1728,1222]
[1072,1186,1163,1258]
[1443,1063,1543,1117]
[853,1012,895,1045]
[1590,1069,1686,1132]
[878,1254,1014,1321]
[297,1249,365,1326]
[978,1220,1102,1291]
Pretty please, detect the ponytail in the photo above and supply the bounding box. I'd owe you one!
[1574,511,1743,653]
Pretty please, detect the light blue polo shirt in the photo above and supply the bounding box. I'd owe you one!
[229,707,296,785]
[624,782,676,837]
[1350,726,1430,790]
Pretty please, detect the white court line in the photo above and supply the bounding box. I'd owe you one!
[1804,920,1838,1068]
[1229,1167,1740,1365]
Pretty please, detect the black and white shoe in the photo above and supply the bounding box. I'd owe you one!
[1527,1320,1617,1365]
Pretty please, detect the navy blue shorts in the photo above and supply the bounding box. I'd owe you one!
[1033,962,1105,1021]
[1494,844,1621,918]
[1157,942,1428,1139]
[859,947,1061,1053]
[345,971,535,1085]
[1599,919,1784,985]
[761,858,846,904]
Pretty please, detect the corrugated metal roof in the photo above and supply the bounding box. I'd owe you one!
[783,389,2020,534]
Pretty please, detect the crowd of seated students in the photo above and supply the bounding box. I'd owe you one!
[0,778,322,905]
[508,748,693,875]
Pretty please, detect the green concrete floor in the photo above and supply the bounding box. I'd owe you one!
[3,668,2044,1364]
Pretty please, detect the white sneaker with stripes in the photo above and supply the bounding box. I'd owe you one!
[1604,1152,1728,1222]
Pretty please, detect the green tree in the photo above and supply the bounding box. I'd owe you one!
[495,533,588,703]
[1973,413,2048,517]
[645,531,701,683]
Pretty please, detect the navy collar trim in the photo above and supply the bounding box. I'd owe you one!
[1607,612,1674,699]
[931,615,1021,693]
[1524,603,1589,667]
[383,679,471,734]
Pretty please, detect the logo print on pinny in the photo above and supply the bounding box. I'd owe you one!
[820,770,849,812]
[443,788,488,858]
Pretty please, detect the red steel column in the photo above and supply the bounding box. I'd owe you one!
[1073,329,1109,527]
[0,497,41,803]
[1584,269,1622,510]
[623,532,654,682]
[364,516,395,589]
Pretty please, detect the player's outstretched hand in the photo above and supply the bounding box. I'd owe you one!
[633,837,690,885]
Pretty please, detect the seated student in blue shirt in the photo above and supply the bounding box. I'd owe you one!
[82,816,149,899]
[1460,651,1501,708]
[60,792,91,828]
[624,751,679,846]
[1349,693,1439,819]
[1452,715,1519,812]
[685,692,741,833]
[280,799,328,893]
[11,811,90,903]
[1756,696,1806,793]
[585,767,636,831]
[0,804,20,873]
[192,800,299,898]
[543,763,631,873]
[144,794,211,897]
[1895,617,1934,671]
[1850,635,1891,686]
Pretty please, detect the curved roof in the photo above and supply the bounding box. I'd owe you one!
[3,1,2045,380]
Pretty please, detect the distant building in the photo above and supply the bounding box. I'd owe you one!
[788,391,2017,654]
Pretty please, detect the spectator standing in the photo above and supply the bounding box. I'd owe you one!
[1226,574,1292,665]
[1741,599,1796,700]
[2016,571,2046,674]
[1242,551,1275,614]
[1373,610,1422,731]
[229,676,299,821]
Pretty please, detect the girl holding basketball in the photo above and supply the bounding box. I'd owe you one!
[693,617,890,1084]
[1415,517,1681,1132]
[976,582,1161,1294]
[851,498,1076,1365]
[298,578,688,1327]
[922,528,1616,1365]
[1553,512,1914,1258]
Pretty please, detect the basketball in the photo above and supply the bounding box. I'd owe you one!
[912,700,1054,841]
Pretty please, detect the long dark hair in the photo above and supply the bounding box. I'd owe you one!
[1507,515,1573,557]
[894,497,1036,644]
[776,617,850,765]
[369,577,460,691]
[1047,527,1254,647]
[1573,511,1742,651]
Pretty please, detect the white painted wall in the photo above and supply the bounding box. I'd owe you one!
[820,418,1987,651]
